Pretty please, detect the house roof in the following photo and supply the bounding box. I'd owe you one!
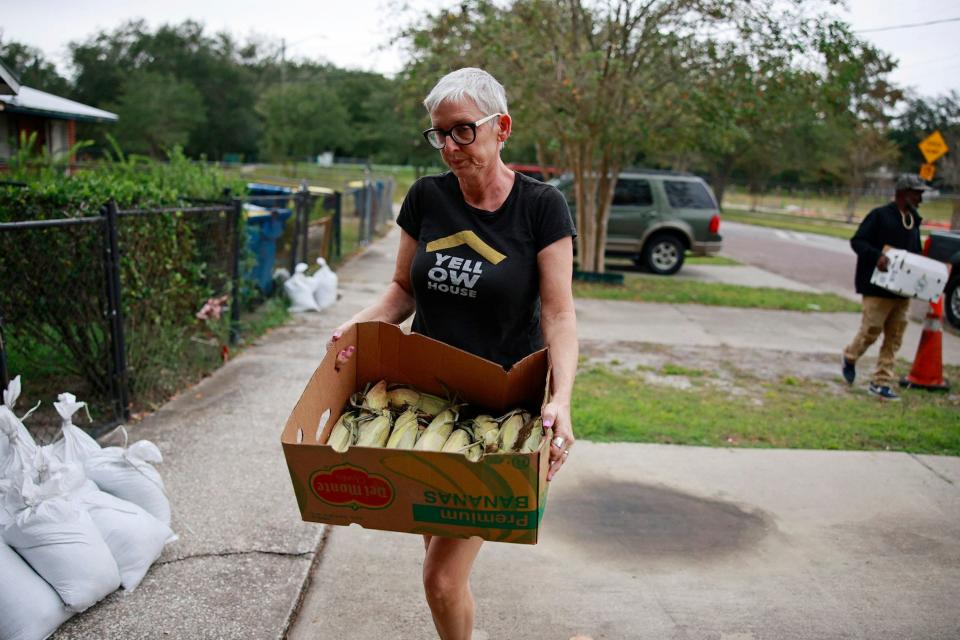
[0,86,118,123]
[0,59,21,95]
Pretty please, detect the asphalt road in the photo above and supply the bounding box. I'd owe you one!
[718,221,858,300]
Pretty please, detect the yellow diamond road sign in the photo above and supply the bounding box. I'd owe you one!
[919,163,936,181]
[918,130,949,164]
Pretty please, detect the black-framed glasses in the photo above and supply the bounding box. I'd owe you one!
[422,113,501,150]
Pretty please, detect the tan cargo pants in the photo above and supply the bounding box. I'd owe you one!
[843,296,910,386]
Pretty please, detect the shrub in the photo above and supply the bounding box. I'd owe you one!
[0,143,249,415]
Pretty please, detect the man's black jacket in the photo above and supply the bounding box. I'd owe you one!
[850,201,922,298]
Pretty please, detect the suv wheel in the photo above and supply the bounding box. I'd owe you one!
[946,276,960,331]
[639,234,685,275]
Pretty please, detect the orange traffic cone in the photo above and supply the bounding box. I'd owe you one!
[900,296,950,392]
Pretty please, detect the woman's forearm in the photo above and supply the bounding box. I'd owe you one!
[346,281,416,327]
[541,309,578,406]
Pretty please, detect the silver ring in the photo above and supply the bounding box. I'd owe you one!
[561,449,569,457]
[552,436,566,449]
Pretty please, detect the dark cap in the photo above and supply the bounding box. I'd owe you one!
[894,174,929,192]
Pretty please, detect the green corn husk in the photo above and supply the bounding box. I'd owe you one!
[471,415,500,452]
[414,409,456,451]
[417,392,448,418]
[328,411,358,452]
[519,416,544,453]
[362,379,390,412]
[464,442,483,462]
[441,428,471,452]
[441,429,483,461]
[387,386,420,411]
[497,410,529,452]
[355,413,393,448]
[385,409,420,449]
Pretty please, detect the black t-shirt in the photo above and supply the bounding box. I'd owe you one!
[850,201,922,298]
[396,171,576,369]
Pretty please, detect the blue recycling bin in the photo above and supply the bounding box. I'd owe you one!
[246,182,293,208]
[245,204,293,294]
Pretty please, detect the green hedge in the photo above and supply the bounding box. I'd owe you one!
[0,146,251,416]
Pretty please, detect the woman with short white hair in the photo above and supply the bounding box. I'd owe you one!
[330,67,578,639]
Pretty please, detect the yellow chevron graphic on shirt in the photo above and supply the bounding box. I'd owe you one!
[426,231,507,265]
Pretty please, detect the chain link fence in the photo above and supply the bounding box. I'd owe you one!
[1,173,381,444]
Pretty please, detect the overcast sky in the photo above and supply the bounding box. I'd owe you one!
[2,0,958,98]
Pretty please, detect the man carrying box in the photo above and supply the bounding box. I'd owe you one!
[842,174,927,400]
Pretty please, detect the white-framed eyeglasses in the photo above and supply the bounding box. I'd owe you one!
[422,113,501,150]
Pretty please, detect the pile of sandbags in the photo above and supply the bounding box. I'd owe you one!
[0,377,175,640]
[280,258,339,313]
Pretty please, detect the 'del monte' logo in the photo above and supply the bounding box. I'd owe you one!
[309,464,395,510]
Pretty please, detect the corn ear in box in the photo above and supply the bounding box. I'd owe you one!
[519,416,544,453]
[498,410,529,452]
[356,413,393,448]
[471,415,500,452]
[385,409,420,449]
[362,379,390,412]
[417,392,448,418]
[328,411,357,452]
[414,409,456,451]
[387,386,420,410]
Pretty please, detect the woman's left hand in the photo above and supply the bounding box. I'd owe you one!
[542,401,574,481]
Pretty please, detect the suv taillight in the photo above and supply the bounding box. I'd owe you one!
[709,214,720,235]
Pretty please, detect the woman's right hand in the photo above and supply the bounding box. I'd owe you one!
[328,322,356,369]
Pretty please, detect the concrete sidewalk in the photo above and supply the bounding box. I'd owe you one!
[53,223,960,639]
[290,444,960,640]
[54,245,387,639]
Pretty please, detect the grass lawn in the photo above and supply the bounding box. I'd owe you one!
[573,273,861,312]
[724,188,956,225]
[574,363,960,455]
[722,209,859,240]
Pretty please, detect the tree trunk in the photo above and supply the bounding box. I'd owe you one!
[710,160,734,209]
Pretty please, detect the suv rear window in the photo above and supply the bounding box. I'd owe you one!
[613,179,653,206]
[664,181,715,209]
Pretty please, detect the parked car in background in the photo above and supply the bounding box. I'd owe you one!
[925,229,960,330]
[550,170,723,275]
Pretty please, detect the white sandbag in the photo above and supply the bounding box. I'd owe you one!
[44,393,100,465]
[2,474,121,613]
[84,440,170,526]
[79,490,175,591]
[3,374,23,411]
[0,407,37,484]
[0,539,74,640]
[33,448,99,500]
[1,376,39,478]
[284,262,321,312]
[311,257,339,311]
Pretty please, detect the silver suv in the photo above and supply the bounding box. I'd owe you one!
[552,170,723,275]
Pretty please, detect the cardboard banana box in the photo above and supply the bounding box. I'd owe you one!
[280,321,552,544]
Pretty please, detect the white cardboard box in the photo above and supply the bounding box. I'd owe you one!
[870,248,949,302]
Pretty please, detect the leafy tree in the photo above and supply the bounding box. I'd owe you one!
[890,92,960,227]
[0,37,71,95]
[68,20,262,160]
[396,0,873,272]
[106,70,206,158]
[258,81,350,161]
[813,23,902,218]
